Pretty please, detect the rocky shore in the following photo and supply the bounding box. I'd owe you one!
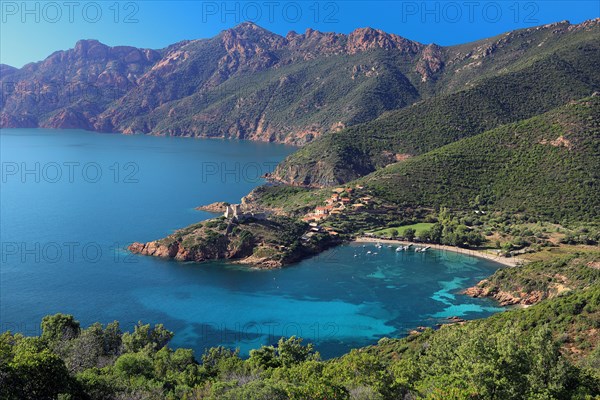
[128,233,250,262]
[195,202,230,213]
[463,279,544,306]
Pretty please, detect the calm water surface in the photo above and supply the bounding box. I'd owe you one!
[0,129,504,357]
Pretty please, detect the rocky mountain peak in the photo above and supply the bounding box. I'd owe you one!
[73,39,108,58]
[224,21,283,41]
[286,30,300,40]
[229,21,261,33]
[221,21,286,51]
[346,27,421,54]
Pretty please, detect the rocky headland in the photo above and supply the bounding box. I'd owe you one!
[128,215,338,269]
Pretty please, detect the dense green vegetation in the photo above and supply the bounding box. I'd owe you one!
[3,256,599,399]
[471,252,600,302]
[368,209,487,248]
[275,33,600,185]
[361,96,600,223]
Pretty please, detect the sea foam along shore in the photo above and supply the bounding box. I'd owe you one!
[353,237,526,268]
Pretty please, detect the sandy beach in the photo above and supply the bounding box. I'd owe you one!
[353,237,527,267]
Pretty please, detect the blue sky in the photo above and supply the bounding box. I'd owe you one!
[1,0,599,67]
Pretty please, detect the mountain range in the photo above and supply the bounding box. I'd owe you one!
[1,19,599,189]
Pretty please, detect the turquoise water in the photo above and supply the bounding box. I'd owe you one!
[0,129,504,358]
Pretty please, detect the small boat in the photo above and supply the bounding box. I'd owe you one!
[421,246,431,252]
[367,251,372,255]
[407,244,413,248]
[395,247,403,252]
[387,245,393,248]
[373,252,378,255]
[403,245,409,251]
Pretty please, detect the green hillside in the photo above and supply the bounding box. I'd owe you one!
[360,96,600,222]
[274,34,600,185]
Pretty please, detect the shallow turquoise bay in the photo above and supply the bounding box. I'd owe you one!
[0,129,504,358]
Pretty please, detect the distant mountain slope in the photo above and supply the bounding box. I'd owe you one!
[274,30,600,185]
[1,19,598,146]
[0,40,162,129]
[97,47,422,143]
[0,22,426,142]
[360,96,600,222]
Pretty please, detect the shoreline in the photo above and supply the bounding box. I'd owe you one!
[353,237,526,267]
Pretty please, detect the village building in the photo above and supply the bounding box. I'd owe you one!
[315,206,330,216]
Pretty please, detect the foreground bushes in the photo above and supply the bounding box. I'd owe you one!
[1,284,600,399]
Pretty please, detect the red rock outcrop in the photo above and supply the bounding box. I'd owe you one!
[464,280,546,306]
[346,27,421,54]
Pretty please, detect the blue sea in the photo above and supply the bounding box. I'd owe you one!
[0,129,504,357]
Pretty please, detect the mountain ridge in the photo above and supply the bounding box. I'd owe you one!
[1,19,598,146]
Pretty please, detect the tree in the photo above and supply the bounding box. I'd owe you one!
[121,322,173,353]
[525,326,571,398]
[103,321,122,356]
[113,353,154,378]
[9,338,73,400]
[404,228,416,242]
[65,323,105,373]
[277,337,318,368]
[41,314,80,344]
[249,337,318,370]
[201,346,241,378]
[249,345,280,370]
[428,223,444,243]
